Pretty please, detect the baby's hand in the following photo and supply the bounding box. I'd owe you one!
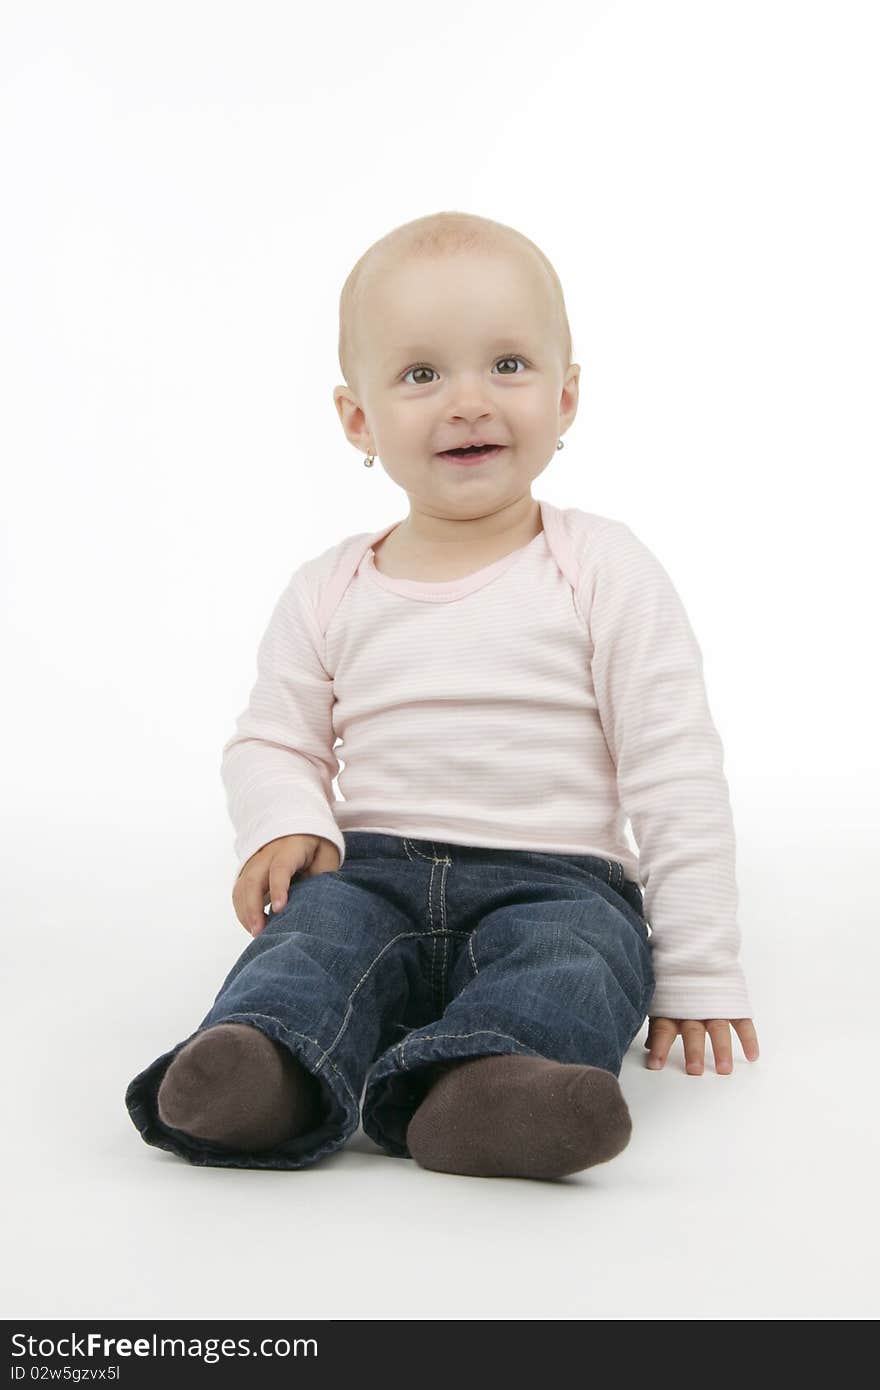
[232,834,341,937]
[645,1017,760,1074]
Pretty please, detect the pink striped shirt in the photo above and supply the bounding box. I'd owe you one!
[221,498,752,1020]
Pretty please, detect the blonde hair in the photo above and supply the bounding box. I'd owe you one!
[337,210,573,397]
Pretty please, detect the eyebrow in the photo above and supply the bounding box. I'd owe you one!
[383,335,537,366]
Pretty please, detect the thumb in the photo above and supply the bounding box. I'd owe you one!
[303,838,341,878]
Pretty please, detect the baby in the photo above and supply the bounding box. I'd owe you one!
[125,210,760,1181]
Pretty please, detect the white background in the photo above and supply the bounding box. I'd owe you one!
[2,0,878,1321]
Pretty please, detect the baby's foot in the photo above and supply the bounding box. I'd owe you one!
[406,1053,632,1179]
[157,1022,323,1151]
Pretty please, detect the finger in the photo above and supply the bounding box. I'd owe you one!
[231,883,253,936]
[646,1018,678,1069]
[237,871,271,937]
[268,856,300,914]
[645,1018,668,1046]
[731,1018,761,1061]
[309,840,341,877]
[235,900,262,937]
[681,1020,706,1074]
[298,843,323,879]
[705,1020,733,1074]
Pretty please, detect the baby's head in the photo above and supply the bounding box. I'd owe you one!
[333,211,580,523]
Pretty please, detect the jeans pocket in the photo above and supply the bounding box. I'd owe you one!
[614,878,647,933]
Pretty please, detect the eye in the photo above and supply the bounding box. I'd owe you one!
[400,355,529,386]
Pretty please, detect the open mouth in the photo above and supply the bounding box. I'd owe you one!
[439,444,505,462]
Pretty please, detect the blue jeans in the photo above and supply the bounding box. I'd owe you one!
[125,833,655,1170]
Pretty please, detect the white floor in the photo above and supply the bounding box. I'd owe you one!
[4,822,877,1321]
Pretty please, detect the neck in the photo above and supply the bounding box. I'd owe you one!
[398,494,541,550]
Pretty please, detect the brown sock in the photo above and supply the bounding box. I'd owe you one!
[406,1053,633,1179]
[156,1023,324,1152]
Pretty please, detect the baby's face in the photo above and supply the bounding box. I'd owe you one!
[334,249,579,520]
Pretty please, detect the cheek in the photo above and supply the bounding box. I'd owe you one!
[512,401,554,434]
[389,412,426,438]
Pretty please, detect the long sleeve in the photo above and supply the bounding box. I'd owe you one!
[220,564,346,879]
[584,520,753,1020]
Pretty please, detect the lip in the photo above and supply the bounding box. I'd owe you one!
[437,446,506,466]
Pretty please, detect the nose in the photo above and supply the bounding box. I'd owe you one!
[446,395,495,424]
[443,369,498,417]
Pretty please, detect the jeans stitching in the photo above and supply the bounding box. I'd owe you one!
[439,856,453,1011]
[226,1012,359,1109]
[468,935,480,976]
[440,858,450,1012]
[428,855,439,1008]
[408,839,453,1016]
[462,869,621,979]
[401,834,460,1010]
[318,928,429,1067]
[403,837,453,866]
[431,851,451,1013]
[310,927,474,1069]
[398,1027,536,1068]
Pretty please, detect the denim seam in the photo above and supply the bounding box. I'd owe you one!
[403,838,454,1016]
[428,855,439,1011]
[467,934,480,976]
[430,854,451,1014]
[441,867,450,1011]
[402,838,453,866]
[463,867,617,978]
[436,842,452,1014]
[227,1012,358,1109]
[315,925,471,1069]
[317,928,430,1067]
[398,1027,536,1068]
